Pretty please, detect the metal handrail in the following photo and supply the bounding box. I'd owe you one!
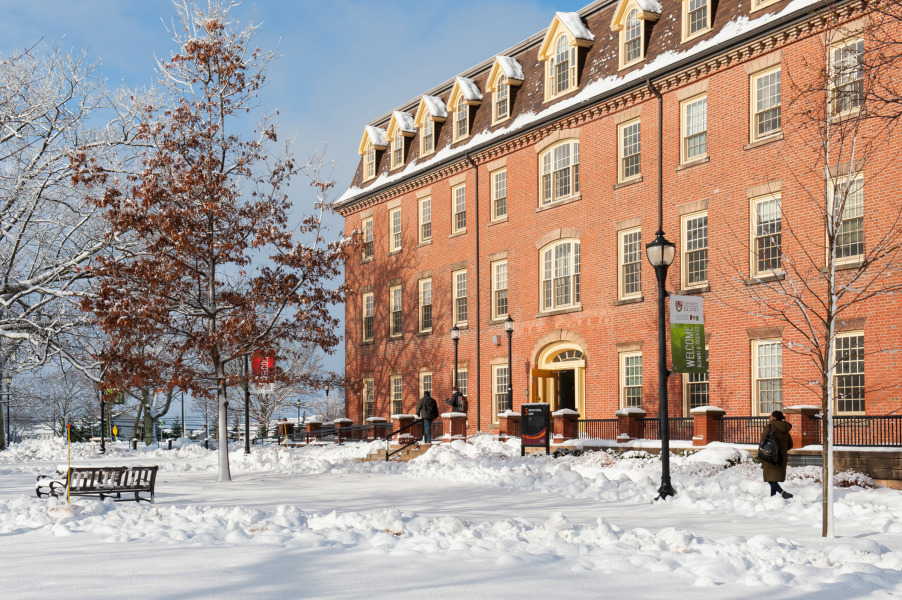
[385,419,423,460]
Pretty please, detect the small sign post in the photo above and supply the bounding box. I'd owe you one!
[521,403,550,456]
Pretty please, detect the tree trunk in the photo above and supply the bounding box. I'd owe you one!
[216,361,231,482]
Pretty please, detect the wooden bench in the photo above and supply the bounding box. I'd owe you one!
[36,466,158,503]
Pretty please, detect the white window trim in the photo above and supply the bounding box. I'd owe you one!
[364,143,376,181]
[619,8,645,69]
[491,364,510,424]
[389,285,402,338]
[452,269,468,326]
[681,210,709,290]
[390,133,405,170]
[493,81,510,125]
[681,351,710,416]
[419,196,432,243]
[453,100,469,142]
[389,207,401,253]
[540,239,581,312]
[419,371,433,399]
[362,378,374,421]
[750,193,783,277]
[539,139,580,206]
[618,118,641,182]
[829,37,864,118]
[618,227,642,300]
[491,259,509,320]
[454,367,469,398]
[418,278,433,334]
[680,94,708,164]
[828,174,864,267]
[390,375,403,415]
[750,66,782,142]
[619,351,643,409]
[751,339,782,416]
[361,217,374,262]
[362,292,374,343]
[834,331,865,415]
[491,168,508,221]
[451,183,467,233]
[751,0,782,12]
[421,118,435,157]
[681,0,712,43]
[544,34,579,101]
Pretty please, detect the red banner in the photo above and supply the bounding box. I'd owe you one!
[251,351,276,377]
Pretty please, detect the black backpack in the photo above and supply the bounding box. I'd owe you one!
[758,430,781,465]
[458,396,468,413]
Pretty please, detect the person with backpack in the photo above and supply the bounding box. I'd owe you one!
[445,386,465,413]
[415,391,439,443]
[761,410,794,498]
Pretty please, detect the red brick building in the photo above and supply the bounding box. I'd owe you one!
[335,0,902,436]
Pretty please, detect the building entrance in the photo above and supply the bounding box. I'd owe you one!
[531,344,585,414]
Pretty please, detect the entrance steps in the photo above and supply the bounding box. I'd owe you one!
[361,443,433,462]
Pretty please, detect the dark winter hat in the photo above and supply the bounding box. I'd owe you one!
[771,410,785,421]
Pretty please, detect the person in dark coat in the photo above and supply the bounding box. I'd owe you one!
[415,391,439,443]
[445,386,462,413]
[761,410,794,498]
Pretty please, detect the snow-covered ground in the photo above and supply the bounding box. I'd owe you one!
[1,437,901,599]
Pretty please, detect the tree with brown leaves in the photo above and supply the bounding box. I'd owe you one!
[74,1,347,481]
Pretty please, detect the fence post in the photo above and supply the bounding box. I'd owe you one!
[690,406,726,446]
[498,410,521,442]
[784,405,821,448]
[366,417,387,441]
[441,412,467,442]
[332,418,352,444]
[551,409,580,444]
[392,414,416,444]
[615,408,646,442]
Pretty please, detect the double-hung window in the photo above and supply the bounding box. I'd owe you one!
[389,207,401,253]
[681,95,707,163]
[752,67,781,141]
[831,176,864,264]
[834,332,864,414]
[419,279,432,333]
[452,270,467,326]
[456,368,468,398]
[752,195,782,275]
[492,260,508,320]
[390,285,402,338]
[492,364,509,422]
[361,292,374,342]
[683,0,711,40]
[452,184,466,232]
[619,119,641,181]
[421,119,435,156]
[362,378,374,420]
[540,140,579,205]
[391,133,404,169]
[619,228,642,300]
[620,352,642,408]
[753,340,782,415]
[364,143,376,181]
[683,369,709,414]
[390,375,402,415]
[455,101,469,141]
[419,371,433,399]
[495,82,509,122]
[831,38,864,116]
[361,217,373,261]
[492,169,507,221]
[624,10,642,65]
[682,212,708,288]
[541,240,580,311]
[419,196,432,243]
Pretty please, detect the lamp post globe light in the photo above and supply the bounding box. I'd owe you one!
[505,316,514,412]
[646,229,676,500]
[295,400,303,430]
[451,325,460,389]
[324,383,331,398]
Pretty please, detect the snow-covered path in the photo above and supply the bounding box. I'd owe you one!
[1,438,900,599]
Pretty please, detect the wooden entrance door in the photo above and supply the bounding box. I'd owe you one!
[531,369,557,407]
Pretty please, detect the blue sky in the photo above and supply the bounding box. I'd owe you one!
[0,0,588,375]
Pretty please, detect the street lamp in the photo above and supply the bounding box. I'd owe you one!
[295,400,303,430]
[4,376,11,446]
[324,383,331,398]
[505,316,514,412]
[646,229,676,500]
[451,325,460,389]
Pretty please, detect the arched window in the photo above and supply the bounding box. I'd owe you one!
[555,35,570,93]
[541,239,580,311]
[625,9,642,64]
[552,350,585,363]
[540,140,580,205]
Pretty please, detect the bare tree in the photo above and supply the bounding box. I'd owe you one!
[305,386,346,423]
[718,13,902,537]
[21,360,97,437]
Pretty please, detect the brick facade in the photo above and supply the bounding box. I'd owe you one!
[337,0,902,435]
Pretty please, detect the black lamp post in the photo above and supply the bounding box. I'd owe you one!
[244,354,251,454]
[3,376,10,447]
[646,229,676,499]
[325,383,331,398]
[505,316,514,412]
[451,325,460,388]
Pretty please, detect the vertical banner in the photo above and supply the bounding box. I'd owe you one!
[670,295,708,373]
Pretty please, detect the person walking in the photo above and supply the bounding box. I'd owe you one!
[416,391,439,443]
[762,410,794,498]
[445,386,462,413]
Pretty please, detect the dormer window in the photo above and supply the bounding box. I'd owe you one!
[682,0,712,42]
[385,111,415,171]
[414,95,448,158]
[486,56,524,125]
[391,133,404,169]
[611,0,660,70]
[539,13,594,102]
[448,77,482,143]
[357,125,387,182]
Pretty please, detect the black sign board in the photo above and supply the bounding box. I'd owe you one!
[521,403,550,456]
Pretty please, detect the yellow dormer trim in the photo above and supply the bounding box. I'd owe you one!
[357,127,387,156]
[448,81,483,114]
[413,99,447,129]
[611,0,661,70]
[486,59,524,93]
[385,114,416,141]
[610,0,660,32]
[538,14,593,62]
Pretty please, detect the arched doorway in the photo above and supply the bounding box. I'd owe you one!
[532,342,586,414]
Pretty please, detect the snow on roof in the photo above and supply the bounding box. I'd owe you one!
[636,0,663,13]
[456,77,483,102]
[421,94,448,119]
[556,11,594,41]
[392,111,416,133]
[365,125,387,147]
[495,55,524,81]
[336,0,821,208]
